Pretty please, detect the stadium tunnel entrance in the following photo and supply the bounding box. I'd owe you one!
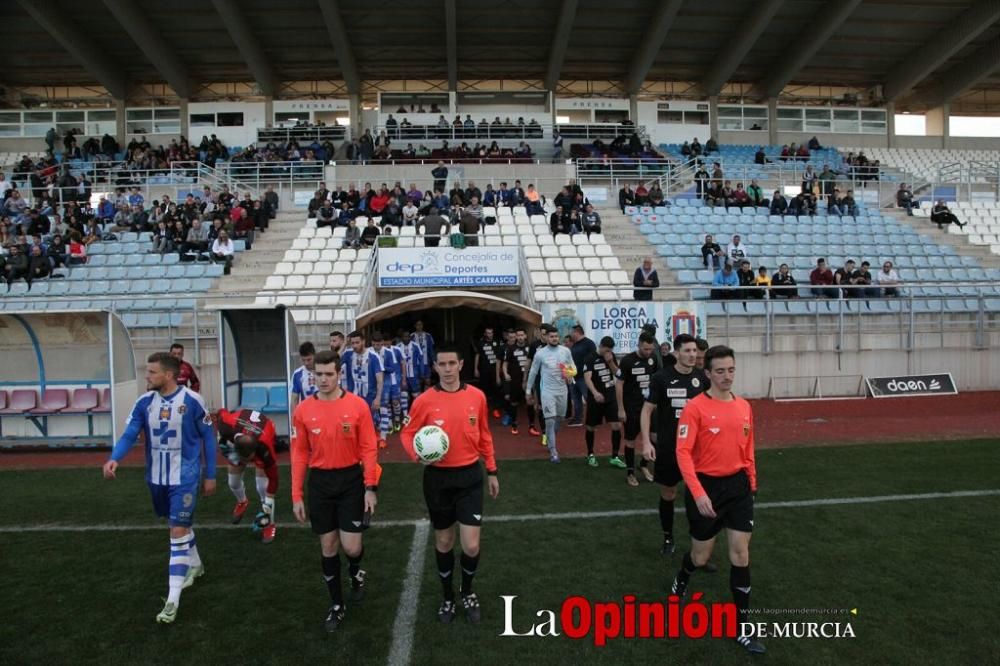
[355,291,543,379]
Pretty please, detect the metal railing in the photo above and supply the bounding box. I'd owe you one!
[216,160,325,188]
[257,126,348,145]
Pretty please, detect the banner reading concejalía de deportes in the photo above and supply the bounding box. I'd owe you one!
[541,302,706,350]
[378,247,519,288]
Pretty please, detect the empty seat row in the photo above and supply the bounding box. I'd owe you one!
[241,386,288,414]
[525,257,621,272]
[531,270,630,287]
[0,388,111,416]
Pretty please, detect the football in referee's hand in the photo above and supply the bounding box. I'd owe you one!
[414,425,450,463]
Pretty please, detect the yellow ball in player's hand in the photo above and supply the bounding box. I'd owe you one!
[559,363,577,379]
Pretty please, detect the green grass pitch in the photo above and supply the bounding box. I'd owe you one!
[2,439,998,665]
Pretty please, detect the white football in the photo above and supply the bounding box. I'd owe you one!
[414,425,450,463]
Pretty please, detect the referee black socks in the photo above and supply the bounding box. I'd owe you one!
[730,565,751,624]
[676,551,700,585]
[659,497,674,535]
[460,552,480,596]
[322,554,343,606]
[585,429,595,456]
[348,547,364,579]
[436,548,455,602]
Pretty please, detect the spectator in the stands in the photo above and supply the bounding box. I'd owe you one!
[710,162,724,187]
[342,218,361,249]
[701,234,724,270]
[693,163,710,198]
[753,266,771,298]
[648,183,665,207]
[183,218,210,256]
[680,140,692,158]
[747,179,766,207]
[779,144,792,161]
[754,147,770,165]
[704,137,718,154]
[418,207,450,247]
[211,230,235,275]
[360,218,380,248]
[581,204,602,237]
[4,244,28,287]
[842,189,858,217]
[449,181,466,206]
[834,259,860,298]
[930,200,964,229]
[711,262,739,299]
[705,181,725,208]
[810,257,837,298]
[316,199,336,228]
[795,143,810,160]
[618,184,635,212]
[402,199,419,226]
[731,183,751,209]
[771,263,798,298]
[27,244,50,283]
[896,183,915,215]
[459,207,480,246]
[369,187,391,214]
[632,257,659,301]
[807,136,823,151]
[736,260,757,298]
[788,193,812,217]
[482,183,497,207]
[465,196,483,223]
[46,233,67,270]
[727,234,749,263]
[801,164,817,194]
[875,260,902,296]
[67,231,86,265]
[690,137,702,156]
[167,219,186,251]
[524,184,543,215]
[554,186,574,211]
[152,221,173,254]
[634,182,648,205]
[855,261,878,298]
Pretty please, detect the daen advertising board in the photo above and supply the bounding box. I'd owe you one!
[378,247,520,288]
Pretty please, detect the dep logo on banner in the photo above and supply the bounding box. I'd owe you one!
[866,373,958,398]
[378,247,519,288]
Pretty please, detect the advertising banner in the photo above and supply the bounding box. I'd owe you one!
[378,247,519,288]
[540,302,706,351]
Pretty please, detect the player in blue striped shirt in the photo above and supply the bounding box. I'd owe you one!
[291,341,318,406]
[103,352,217,624]
[341,331,384,443]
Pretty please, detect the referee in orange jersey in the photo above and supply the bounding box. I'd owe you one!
[401,343,499,625]
[669,345,765,655]
[291,351,379,633]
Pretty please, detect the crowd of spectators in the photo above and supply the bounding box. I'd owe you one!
[306,173,587,249]
[346,127,535,164]
[700,231,903,300]
[0,180,274,288]
[384,114,544,140]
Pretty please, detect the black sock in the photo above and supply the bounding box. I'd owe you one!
[676,551,700,586]
[460,551,480,596]
[731,565,751,630]
[585,429,595,455]
[348,547,364,579]
[526,404,536,426]
[624,446,635,473]
[639,458,648,469]
[436,548,455,602]
[322,554,343,607]
[611,429,621,457]
[659,497,674,536]
[506,402,517,428]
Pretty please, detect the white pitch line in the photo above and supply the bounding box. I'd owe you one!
[0,489,998,533]
[386,520,430,666]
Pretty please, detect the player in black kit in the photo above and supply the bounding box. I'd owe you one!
[640,334,712,558]
[501,328,531,435]
[582,336,624,468]
[615,332,659,487]
[474,326,503,417]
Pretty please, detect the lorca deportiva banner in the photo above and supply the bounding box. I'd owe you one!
[378,247,519,288]
[542,302,706,350]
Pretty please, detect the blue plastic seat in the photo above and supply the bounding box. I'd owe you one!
[242,386,269,411]
[268,386,289,412]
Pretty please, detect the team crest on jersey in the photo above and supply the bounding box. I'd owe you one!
[468,414,477,425]
[202,414,213,426]
[434,419,445,427]
[743,422,750,437]
[342,422,352,433]
[678,425,688,438]
[182,493,193,507]
[159,406,171,420]
[178,404,187,415]
[402,415,411,427]
[691,377,700,388]
[290,426,297,439]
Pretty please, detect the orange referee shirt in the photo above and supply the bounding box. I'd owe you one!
[675,392,757,500]
[400,383,498,473]
[291,390,379,502]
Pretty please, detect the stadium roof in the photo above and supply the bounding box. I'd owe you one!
[2,0,999,108]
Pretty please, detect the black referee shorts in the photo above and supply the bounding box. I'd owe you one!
[653,439,683,487]
[307,465,365,535]
[423,462,484,530]
[684,470,754,541]
[585,397,619,427]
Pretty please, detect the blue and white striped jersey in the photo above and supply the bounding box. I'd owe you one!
[111,386,217,486]
[397,341,424,380]
[291,365,318,401]
[412,331,435,372]
[341,347,383,404]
